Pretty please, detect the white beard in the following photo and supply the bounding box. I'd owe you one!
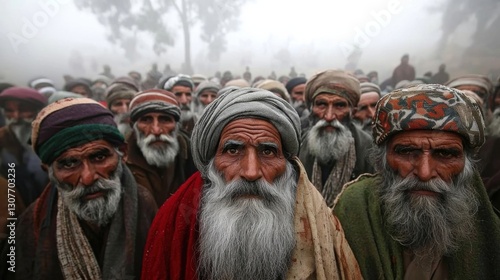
[487,108,500,137]
[198,160,297,280]
[6,118,33,147]
[133,123,179,168]
[307,119,353,164]
[50,161,123,227]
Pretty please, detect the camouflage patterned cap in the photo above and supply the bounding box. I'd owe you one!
[372,84,485,149]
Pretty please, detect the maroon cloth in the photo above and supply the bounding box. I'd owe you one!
[0,87,47,108]
[142,171,204,280]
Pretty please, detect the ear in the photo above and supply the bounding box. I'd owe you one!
[118,143,128,162]
[41,163,49,172]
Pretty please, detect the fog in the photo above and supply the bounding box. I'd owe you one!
[1,0,499,88]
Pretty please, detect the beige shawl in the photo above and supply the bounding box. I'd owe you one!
[287,157,362,280]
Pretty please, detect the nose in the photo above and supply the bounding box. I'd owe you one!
[239,149,263,182]
[178,93,188,105]
[150,118,163,136]
[413,153,437,182]
[80,161,99,186]
[323,105,337,122]
[207,96,214,104]
[10,110,20,121]
[366,106,376,119]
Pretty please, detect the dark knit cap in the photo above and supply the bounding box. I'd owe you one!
[285,77,307,93]
[0,86,47,109]
[31,98,124,164]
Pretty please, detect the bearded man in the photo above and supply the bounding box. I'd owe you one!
[192,80,220,117]
[127,89,196,207]
[353,82,381,135]
[141,88,362,280]
[0,87,48,207]
[9,98,157,280]
[160,74,197,135]
[299,69,374,207]
[334,84,500,279]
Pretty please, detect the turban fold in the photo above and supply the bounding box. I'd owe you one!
[305,70,361,108]
[360,82,381,96]
[224,79,250,88]
[0,87,47,109]
[195,81,221,98]
[446,75,493,94]
[372,84,485,149]
[129,89,181,122]
[31,98,124,164]
[256,79,291,102]
[161,74,194,91]
[191,87,301,175]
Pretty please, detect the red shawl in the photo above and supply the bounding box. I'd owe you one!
[141,171,204,280]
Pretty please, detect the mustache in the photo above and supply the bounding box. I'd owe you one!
[142,133,176,144]
[226,179,278,204]
[391,174,450,196]
[315,119,344,129]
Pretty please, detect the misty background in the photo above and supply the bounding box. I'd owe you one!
[1,0,499,87]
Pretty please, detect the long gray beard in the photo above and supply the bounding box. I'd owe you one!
[307,119,353,164]
[487,108,500,137]
[7,118,33,147]
[133,123,179,168]
[49,161,124,227]
[377,149,478,264]
[198,160,297,280]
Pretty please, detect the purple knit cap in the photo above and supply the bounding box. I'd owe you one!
[0,87,47,109]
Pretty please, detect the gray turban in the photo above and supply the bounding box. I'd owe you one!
[191,87,301,175]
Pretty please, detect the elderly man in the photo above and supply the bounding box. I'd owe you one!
[64,78,93,98]
[353,82,382,134]
[0,87,48,207]
[10,98,157,280]
[105,81,138,139]
[286,76,308,116]
[193,81,221,116]
[141,88,361,280]
[299,70,374,207]
[127,89,196,207]
[161,74,197,135]
[334,84,500,279]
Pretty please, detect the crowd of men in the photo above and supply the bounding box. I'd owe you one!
[1,56,500,279]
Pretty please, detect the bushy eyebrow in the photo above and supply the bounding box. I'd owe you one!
[222,140,244,150]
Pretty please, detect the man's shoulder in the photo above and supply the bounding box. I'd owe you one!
[336,173,380,205]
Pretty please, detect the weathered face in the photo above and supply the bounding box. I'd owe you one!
[198,90,217,106]
[354,91,379,122]
[290,84,305,102]
[52,140,120,188]
[110,98,131,115]
[70,85,90,97]
[172,85,193,107]
[135,112,176,139]
[311,93,352,126]
[2,100,38,122]
[386,130,465,184]
[214,118,286,183]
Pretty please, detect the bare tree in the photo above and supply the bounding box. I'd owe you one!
[75,0,248,73]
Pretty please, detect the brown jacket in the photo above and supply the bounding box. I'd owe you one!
[126,131,197,207]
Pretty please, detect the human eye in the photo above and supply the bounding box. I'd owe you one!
[139,116,152,123]
[222,142,242,155]
[57,158,80,169]
[434,148,461,159]
[91,149,112,162]
[314,100,327,108]
[259,144,278,157]
[394,145,417,155]
[335,102,348,109]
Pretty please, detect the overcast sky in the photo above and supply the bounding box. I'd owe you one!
[0,0,481,87]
